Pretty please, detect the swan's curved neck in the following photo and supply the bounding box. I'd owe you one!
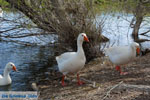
[77,40,84,54]
[3,68,10,77]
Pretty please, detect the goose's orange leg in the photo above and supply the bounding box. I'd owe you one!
[115,66,128,75]
[61,75,66,86]
[77,74,85,85]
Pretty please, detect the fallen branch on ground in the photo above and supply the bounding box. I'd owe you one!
[132,63,150,67]
[102,83,150,100]
[116,84,150,93]
[81,78,101,88]
[102,81,123,100]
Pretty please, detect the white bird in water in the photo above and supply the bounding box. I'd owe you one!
[56,33,89,86]
[0,62,17,86]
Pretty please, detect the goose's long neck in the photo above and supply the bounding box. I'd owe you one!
[77,40,84,55]
[3,68,10,78]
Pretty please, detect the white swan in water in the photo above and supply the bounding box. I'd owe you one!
[56,33,89,86]
[104,42,140,75]
[0,62,17,86]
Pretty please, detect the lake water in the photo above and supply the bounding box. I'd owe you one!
[0,11,57,91]
[0,12,150,91]
[0,41,58,91]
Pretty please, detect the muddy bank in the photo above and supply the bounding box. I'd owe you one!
[37,53,150,100]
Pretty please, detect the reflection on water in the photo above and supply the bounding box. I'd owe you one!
[0,42,56,91]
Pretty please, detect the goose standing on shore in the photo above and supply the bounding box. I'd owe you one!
[104,42,140,75]
[56,33,89,86]
[0,62,17,86]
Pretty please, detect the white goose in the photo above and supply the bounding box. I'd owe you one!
[104,42,140,75]
[56,33,89,86]
[0,62,17,86]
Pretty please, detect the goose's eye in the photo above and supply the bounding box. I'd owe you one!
[82,35,84,37]
[11,64,13,66]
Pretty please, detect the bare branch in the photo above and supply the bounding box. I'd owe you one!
[140,30,150,35]
[2,32,55,38]
[2,39,37,46]
[102,81,123,100]
[0,27,19,34]
[116,84,150,93]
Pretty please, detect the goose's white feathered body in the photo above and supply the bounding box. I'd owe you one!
[56,33,89,86]
[104,42,139,65]
[56,33,88,75]
[56,51,86,75]
[104,42,140,75]
[105,46,135,65]
[0,62,17,86]
[0,74,12,86]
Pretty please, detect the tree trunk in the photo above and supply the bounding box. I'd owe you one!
[132,2,144,41]
[132,16,143,40]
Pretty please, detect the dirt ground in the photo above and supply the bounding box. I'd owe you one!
[37,53,150,100]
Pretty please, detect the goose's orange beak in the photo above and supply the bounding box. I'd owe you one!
[136,48,140,55]
[84,36,89,42]
[12,66,17,71]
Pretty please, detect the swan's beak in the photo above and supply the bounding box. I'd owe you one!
[136,47,140,55]
[84,36,89,42]
[12,66,17,71]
